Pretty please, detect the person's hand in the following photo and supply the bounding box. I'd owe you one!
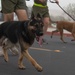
[55,0,59,5]
[39,0,45,3]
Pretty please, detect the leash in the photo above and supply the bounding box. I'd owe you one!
[49,0,75,21]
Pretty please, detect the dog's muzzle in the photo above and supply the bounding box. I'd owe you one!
[35,30,43,36]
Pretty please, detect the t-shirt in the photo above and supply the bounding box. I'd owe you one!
[34,0,47,6]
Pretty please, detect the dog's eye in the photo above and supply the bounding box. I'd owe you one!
[40,23,43,25]
[40,23,43,27]
[35,24,39,27]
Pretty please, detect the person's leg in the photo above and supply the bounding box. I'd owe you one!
[15,0,28,21]
[3,13,14,21]
[43,17,50,34]
[1,0,15,21]
[38,17,50,46]
[15,9,28,21]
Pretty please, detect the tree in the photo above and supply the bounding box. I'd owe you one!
[65,3,75,21]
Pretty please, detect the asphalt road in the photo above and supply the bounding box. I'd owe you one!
[0,35,75,75]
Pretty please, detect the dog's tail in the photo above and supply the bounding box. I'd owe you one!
[50,19,58,23]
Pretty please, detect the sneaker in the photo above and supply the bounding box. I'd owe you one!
[38,37,43,47]
[36,36,39,42]
[42,39,48,44]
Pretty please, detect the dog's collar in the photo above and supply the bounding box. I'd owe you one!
[21,21,32,44]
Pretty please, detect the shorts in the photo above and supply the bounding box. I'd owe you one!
[31,5,50,18]
[1,0,27,14]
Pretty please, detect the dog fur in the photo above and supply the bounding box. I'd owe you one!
[51,21,75,43]
[0,14,44,72]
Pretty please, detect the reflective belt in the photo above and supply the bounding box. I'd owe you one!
[34,2,47,7]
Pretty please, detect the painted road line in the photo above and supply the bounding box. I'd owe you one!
[30,47,52,52]
[30,47,62,52]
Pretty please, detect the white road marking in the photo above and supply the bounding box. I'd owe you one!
[30,47,62,52]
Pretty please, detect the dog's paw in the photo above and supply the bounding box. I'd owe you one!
[18,65,26,70]
[19,67,26,70]
[71,39,75,41]
[61,41,67,43]
[3,55,8,62]
[35,64,43,72]
[51,36,52,38]
[4,58,8,62]
[63,42,67,43]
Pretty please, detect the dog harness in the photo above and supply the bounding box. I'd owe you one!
[34,2,47,7]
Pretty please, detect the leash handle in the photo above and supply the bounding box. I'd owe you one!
[49,0,57,3]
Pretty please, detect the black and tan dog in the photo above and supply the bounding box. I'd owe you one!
[51,21,75,43]
[0,14,44,72]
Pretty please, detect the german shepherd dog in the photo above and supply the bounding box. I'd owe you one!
[51,21,75,43]
[0,14,43,72]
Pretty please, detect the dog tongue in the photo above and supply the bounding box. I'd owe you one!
[36,36,43,47]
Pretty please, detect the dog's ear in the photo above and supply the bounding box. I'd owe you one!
[31,13,41,19]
